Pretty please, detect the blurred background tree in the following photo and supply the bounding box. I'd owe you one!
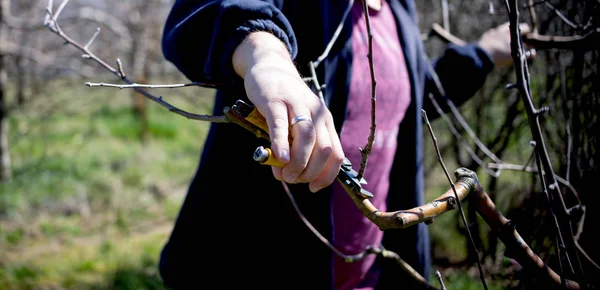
[418,0,599,288]
[0,0,597,289]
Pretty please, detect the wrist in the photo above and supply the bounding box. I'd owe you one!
[232,31,295,79]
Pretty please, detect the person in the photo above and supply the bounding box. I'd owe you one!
[158,0,531,289]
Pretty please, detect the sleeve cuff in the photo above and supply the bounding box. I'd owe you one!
[462,42,495,73]
[218,18,297,84]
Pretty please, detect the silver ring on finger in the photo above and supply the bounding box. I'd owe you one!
[290,115,312,127]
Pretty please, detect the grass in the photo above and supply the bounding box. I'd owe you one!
[0,78,214,289]
[0,224,171,290]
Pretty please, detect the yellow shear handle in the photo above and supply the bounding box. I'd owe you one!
[230,100,292,167]
[253,146,286,168]
[241,107,293,168]
[245,108,270,134]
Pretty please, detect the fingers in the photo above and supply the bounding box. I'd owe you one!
[278,108,344,192]
[282,105,317,183]
[251,76,342,190]
[267,101,344,193]
[264,100,291,164]
[296,119,332,186]
[272,166,283,181]
[308,115,344,193]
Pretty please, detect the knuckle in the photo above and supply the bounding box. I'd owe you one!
[305,124,317,140]
[317,144,333,159]
[296,174,314,183]
[289,157,309,171]
[331,150,345,167]
[294,124,317,144]
[271,116,288,131]
[269,118,289,143]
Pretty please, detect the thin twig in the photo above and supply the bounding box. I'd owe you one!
[43,0,225,122]
[523,145,536,169]
[85,82,218,89]
[357,0,377,180]
[425,61,502,165]
[575,241,600,272]
[53,0,69,21]
[523,29,600,50]
[543,1,579,29]
[557,55,572,182]
[486,162,581,204]
[428,23,466,45]
[422,109,488,290]
[441,0,450,33]
[523,0,581,29]
[279,181,439,290]
[528,0,538,34]
[312,0,355,68]
[488,157,587,242]
[435,270,447,290]
[83,27,101,50]
[307,61,325,102]
[426,93,501,177]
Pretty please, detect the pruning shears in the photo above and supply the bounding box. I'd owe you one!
[224,99,373,199]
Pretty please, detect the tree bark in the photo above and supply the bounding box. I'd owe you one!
[0,0,12,181]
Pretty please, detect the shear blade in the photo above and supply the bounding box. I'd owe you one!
[359,188,374,199]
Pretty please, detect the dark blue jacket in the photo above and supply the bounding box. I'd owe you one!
[159,1,493,289]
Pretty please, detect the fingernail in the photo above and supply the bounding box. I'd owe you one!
[309,184,323,193]
[279,149,290,163]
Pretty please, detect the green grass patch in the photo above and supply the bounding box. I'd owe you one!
[0,225,172,290]
[0,79,214,289]
[1,81,214,217]
[432,269,512,290]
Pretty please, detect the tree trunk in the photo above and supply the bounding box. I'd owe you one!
[131,38,150,142]
[15,55,25,106]
[128,3,152,143]
[130,29,149,143]
[0,0,12,181]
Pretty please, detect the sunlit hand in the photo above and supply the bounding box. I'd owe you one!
[232,31,345,193]
[477,22,536,68]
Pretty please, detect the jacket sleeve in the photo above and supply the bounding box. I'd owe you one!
[424,42,494,119]
[161,0,297,85]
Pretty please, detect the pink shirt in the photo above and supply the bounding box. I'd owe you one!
[331,1,411,289]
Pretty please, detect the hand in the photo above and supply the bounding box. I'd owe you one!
[477,22,536,68]
[232,31,345,193]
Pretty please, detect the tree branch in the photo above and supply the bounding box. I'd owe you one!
[505,0,587,284]
[43,0,226,122]
[430,23,466,45]
[357,0,377,180]
[422,109,489,290]
[523,29,600,50]
[280,181,440,290]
